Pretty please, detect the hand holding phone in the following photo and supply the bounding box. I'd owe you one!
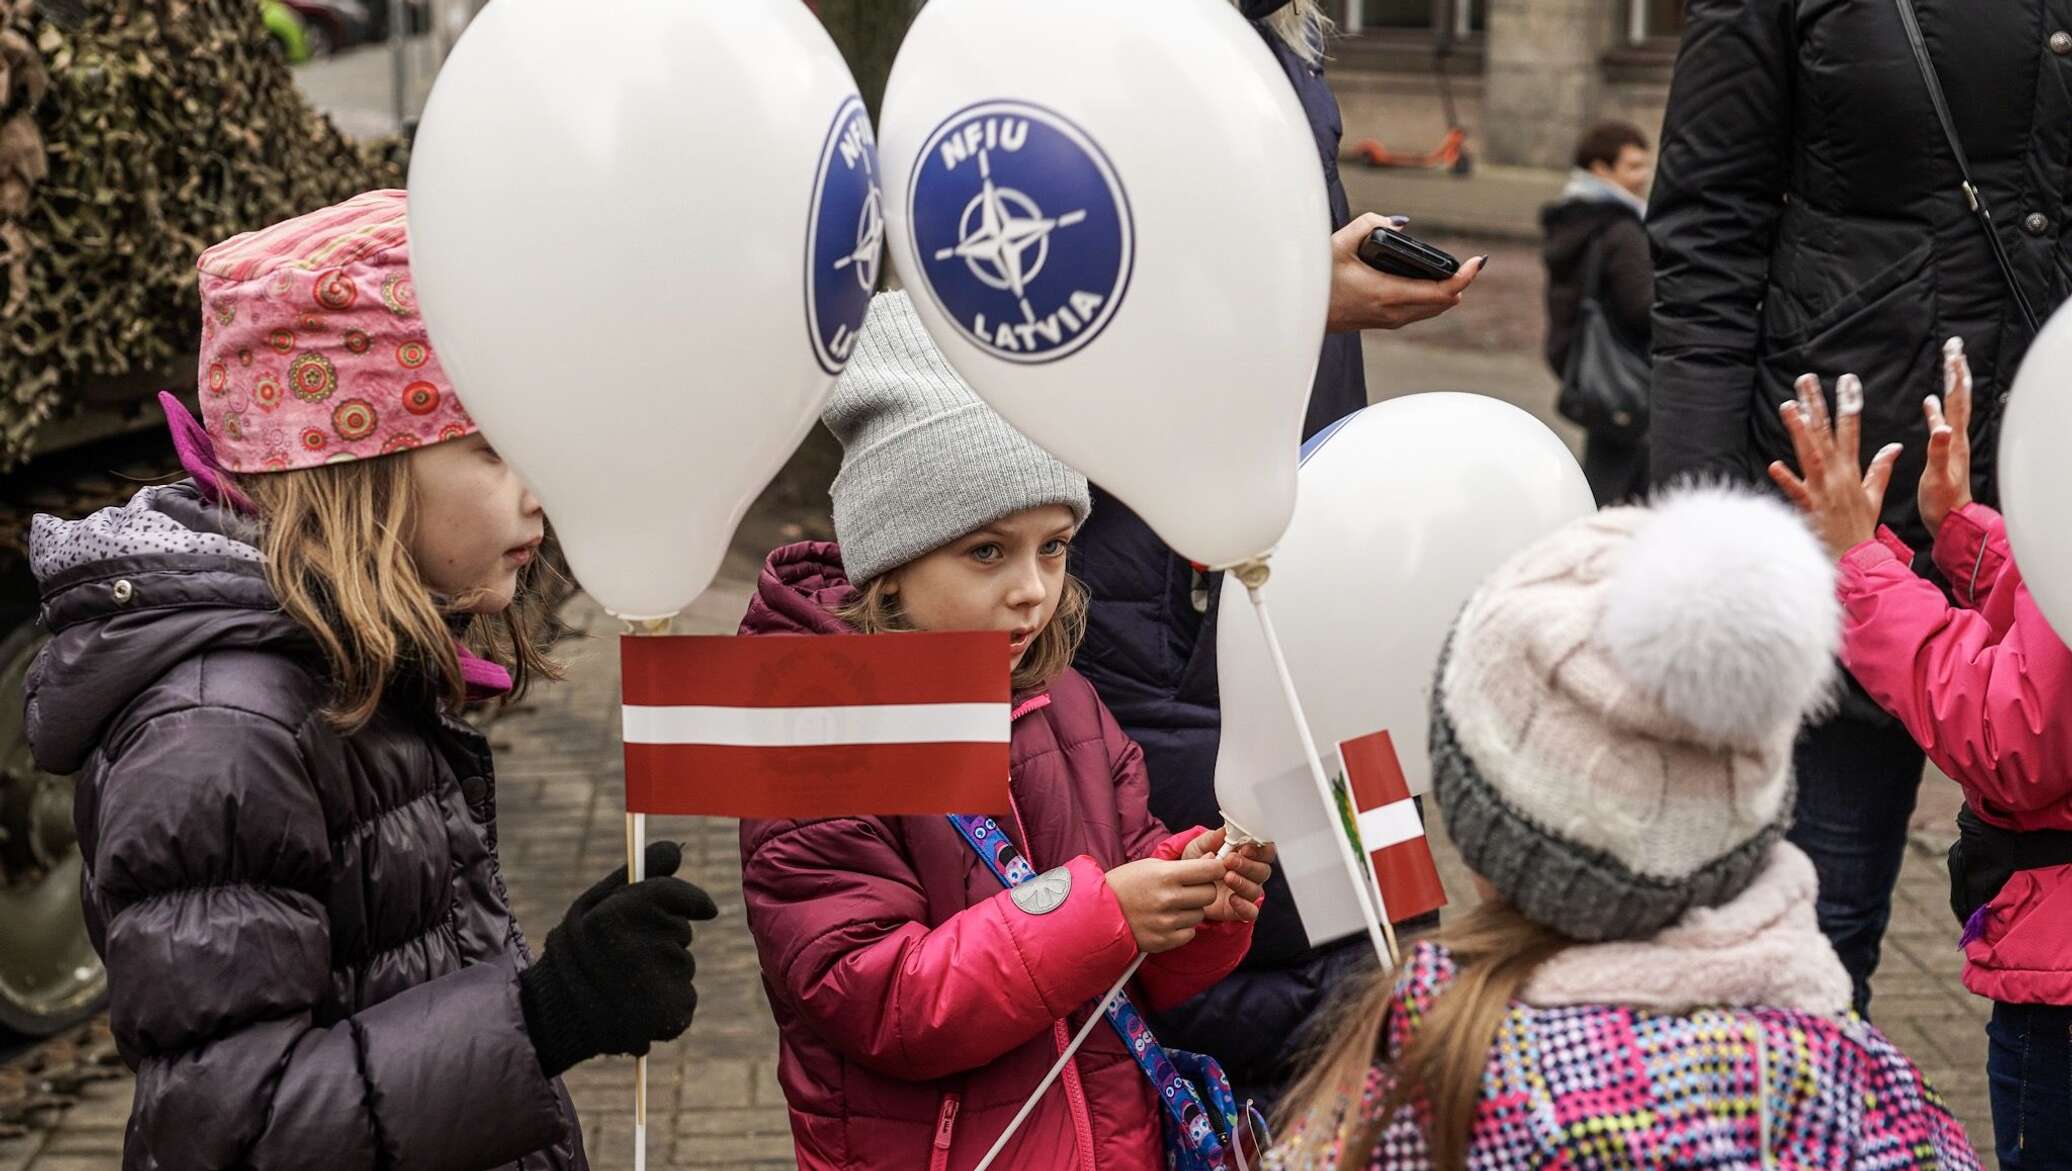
[1328,213,1483,332]
[1357,225,1463,281]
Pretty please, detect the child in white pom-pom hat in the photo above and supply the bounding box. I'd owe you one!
[1265,486,1977,1170]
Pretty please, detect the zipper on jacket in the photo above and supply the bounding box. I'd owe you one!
[929,1092,960,1171]
[1056,1019,1099,1171]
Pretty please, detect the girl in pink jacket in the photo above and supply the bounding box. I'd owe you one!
[738,293,1271,1171]
[1770,338,2072,1168]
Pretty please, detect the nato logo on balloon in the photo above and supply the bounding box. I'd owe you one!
[907,100,1134,363]
[807,95,883,375]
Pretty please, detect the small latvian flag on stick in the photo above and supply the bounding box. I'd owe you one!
[1340,730,1448,924]
[621,632,1012,819]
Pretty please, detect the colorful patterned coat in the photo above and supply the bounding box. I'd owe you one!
[1267,941,1979,1169]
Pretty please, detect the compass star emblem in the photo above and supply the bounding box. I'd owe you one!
[907,99,1134,364]
[806,95,880,375]
[834,187,884,292]
[933,150,1088,323]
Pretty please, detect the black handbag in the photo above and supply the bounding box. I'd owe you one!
[1893,0,2044,335]
[1556,234,1651,441]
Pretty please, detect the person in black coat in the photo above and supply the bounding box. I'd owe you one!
[1069,0,1484,1108]
[1648,0,2072,1016]
[1543,121,1654,506]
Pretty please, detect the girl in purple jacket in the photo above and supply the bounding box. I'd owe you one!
[27,192,712,1171]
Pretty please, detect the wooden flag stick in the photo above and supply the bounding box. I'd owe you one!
[623,616,671,1171]
[1232,561,1400,968]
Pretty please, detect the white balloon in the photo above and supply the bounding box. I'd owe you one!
[409,1,877,620]
[2002,307,2072,645]
[1215,393,1595,944]
[878,0,1329,569]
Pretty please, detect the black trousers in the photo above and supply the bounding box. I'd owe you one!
[1582,432,1650,507]
[1785,710,1929,1017]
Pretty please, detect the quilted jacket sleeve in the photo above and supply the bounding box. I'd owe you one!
[89,705,567,1171]
[1836,515,2072,816]
[742,817,1140,1081]
[1647,0,1794,489]
[1931,503,2019,622]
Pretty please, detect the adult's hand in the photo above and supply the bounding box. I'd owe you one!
[1766,372,1902,560]
[1918,337,1975,540]
[1326,212,1486,333]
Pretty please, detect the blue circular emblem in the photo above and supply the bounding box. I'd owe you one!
[907,99,1134,364]
[805,95,882,375]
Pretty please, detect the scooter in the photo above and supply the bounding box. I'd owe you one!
[1349,0,1474,176]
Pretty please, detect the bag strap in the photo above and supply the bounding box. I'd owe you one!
[945,813,1233,1163]
[1892,0,2044,335]
[1572,224,1648,356]
[1580,226,1614,306]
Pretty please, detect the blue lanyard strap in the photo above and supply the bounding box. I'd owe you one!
[946,813,1229,1161]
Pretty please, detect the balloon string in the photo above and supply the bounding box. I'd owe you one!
[626,810,648,1171]
[623,614,667,1171]
[1243,580,1400,969]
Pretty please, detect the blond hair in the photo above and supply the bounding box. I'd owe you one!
[1273,903,1572,1171]
[1252,0,1334,64]
[232,458,561,731]
[835,573,1090,694]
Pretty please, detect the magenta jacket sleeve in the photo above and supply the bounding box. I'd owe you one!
[1931,502,2019,623]
[742,817,1139,1082]
[1099,703,1257,1013]
[1836,505,2072,816]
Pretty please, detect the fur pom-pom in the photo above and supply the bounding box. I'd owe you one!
[1597,487,1840,746]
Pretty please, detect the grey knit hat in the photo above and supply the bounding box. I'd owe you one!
[1430,487,1842,943]
[826,292,1091,585]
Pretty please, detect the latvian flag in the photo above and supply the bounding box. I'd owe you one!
[621,632,1012,819]
[1340,730,1448,924]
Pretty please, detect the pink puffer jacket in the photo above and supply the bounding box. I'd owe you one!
[737,543,1255,1170]
[1837,504,2072,1004]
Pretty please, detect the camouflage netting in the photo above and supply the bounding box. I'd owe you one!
[0,0,406,467]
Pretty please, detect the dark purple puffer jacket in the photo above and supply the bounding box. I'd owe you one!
[24,482,583,1171]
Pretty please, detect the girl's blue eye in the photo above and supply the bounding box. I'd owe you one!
[970,543,1002,563]
[1041,539,1069,557]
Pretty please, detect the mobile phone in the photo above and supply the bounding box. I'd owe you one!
[1357,225,1463,282]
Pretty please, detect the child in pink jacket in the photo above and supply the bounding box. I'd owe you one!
[739,293,1270,1171]
[1770,338,2072,1168]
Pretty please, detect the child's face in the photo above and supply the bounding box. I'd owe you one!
[404,434,545,614]
[883,504,1077,672]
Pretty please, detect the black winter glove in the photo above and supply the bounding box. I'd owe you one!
[519,840,719,1077]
